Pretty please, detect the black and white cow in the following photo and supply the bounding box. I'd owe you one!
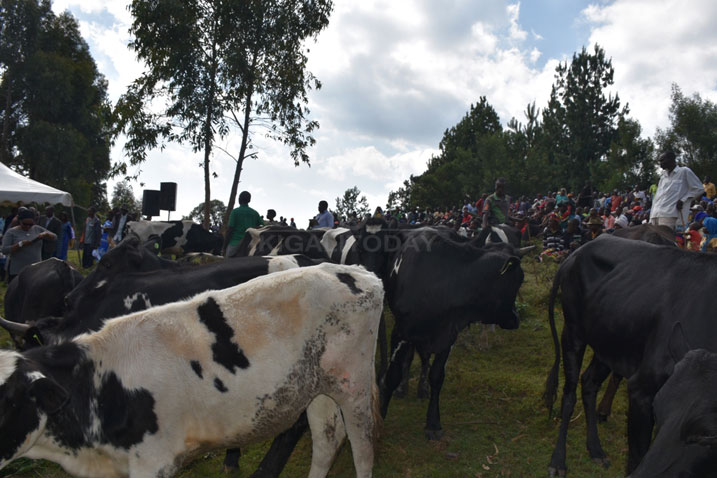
[235,226,329,259]
[380,227,524,439]
[0,263,383,478]
[126,220,223,256]
[544,234,717,476]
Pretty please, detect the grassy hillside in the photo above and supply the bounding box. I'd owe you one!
[0,254,629,478]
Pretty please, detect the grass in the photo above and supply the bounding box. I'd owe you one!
[0,251,629,478]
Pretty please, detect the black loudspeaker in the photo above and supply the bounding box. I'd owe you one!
[159,182,177,211]
[142,190,161,217]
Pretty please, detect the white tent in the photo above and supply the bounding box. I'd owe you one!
[0,161,73,207]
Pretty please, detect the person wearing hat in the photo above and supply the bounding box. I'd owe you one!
[586,215,604,240]
[1,207,57,282]
[650,150,704,231]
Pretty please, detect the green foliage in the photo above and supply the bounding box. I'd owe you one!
[541,44,626,191]
[656,83,717,181]
[118,0,334,228]
[391,44,654,208]
[110,181,142,214]
[184,199,226,227]
[334,186,370,221]
[0,0,112,208]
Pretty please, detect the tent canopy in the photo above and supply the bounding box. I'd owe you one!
[0,162,73,207]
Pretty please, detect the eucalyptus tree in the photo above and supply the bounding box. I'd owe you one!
[118,0,333,228]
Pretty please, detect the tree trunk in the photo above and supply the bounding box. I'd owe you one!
[223,86,254,228]
[202,15,220,230]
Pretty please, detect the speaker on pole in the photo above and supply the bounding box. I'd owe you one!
[159,182,177,211]
[142,190,161,218]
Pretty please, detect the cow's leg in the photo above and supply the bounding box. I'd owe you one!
[626,376,657,474]
[416,348,431,399]
[376,310,388,384]
[580,356,611,468]
[548,328,586,478]
[380,332,412,417]
[596,373,622,422]
[424,346,452,440]
[249,412,309,478]
[222,448,241,473]
[394,342,414,398]
[306,395,347,478]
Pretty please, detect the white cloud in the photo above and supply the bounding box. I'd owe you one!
[583,0,717,136]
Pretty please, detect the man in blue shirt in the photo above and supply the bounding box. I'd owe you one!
[314,200,334,228]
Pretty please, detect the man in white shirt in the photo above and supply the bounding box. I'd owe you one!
[650,151,704,231]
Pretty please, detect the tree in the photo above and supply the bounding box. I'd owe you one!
[119,0,334,229]
[541,44,626,191]
[335,186,370,222]
[110,180,142,214]
[0,0,113,207]
[655,84,717,181]
[184,199,226,228]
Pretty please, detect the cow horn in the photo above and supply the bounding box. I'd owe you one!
[518,245,535,256]
[0,316,31,334]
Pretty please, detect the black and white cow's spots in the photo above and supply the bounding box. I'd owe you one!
[197,298,250,374]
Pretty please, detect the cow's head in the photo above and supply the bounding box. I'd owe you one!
[0,350,67,468]
[629,347,717,477]
[481,243,524,330]
[353,218,396,277]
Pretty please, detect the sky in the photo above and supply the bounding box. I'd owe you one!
[50,0,717,226]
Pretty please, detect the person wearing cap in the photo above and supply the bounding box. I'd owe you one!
[1,207,57,282]
[650,151,704,231]
[224,190,264,257]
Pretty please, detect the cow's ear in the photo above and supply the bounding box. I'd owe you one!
[669,322,691,365]
[499,256,520,276]
[29,377,69,414]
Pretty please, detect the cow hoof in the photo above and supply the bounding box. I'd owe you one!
[547,466,566,478]
[222,465,238,474]
[249,469,277,478]
[597,413,608,423]
[424,428,443,441]
[592,456,610,469]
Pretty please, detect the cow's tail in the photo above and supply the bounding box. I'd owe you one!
[543,266,562,418]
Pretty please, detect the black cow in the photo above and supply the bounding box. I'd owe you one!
[612,223,676,246]
[380,228,524,439]
[3,258,83,325]
[544,234,717,476]
[126,220,223,256]
[629,343,717,477]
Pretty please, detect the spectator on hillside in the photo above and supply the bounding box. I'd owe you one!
[650,151,704,231]
[704,176,716,200]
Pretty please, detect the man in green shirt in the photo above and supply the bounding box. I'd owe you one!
[482,177,511,228]
[224,190,264,257]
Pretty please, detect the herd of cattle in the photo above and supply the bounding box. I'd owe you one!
[0,219,714,477]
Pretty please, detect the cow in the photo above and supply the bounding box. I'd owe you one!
[125,220,223,256]
[0,263,383,478]
[612,223,676,246]
[544,234,717,476]
[3,258,83,326]
[628,344,717,477]
[380,227,524,439]
[235,226,329,259]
